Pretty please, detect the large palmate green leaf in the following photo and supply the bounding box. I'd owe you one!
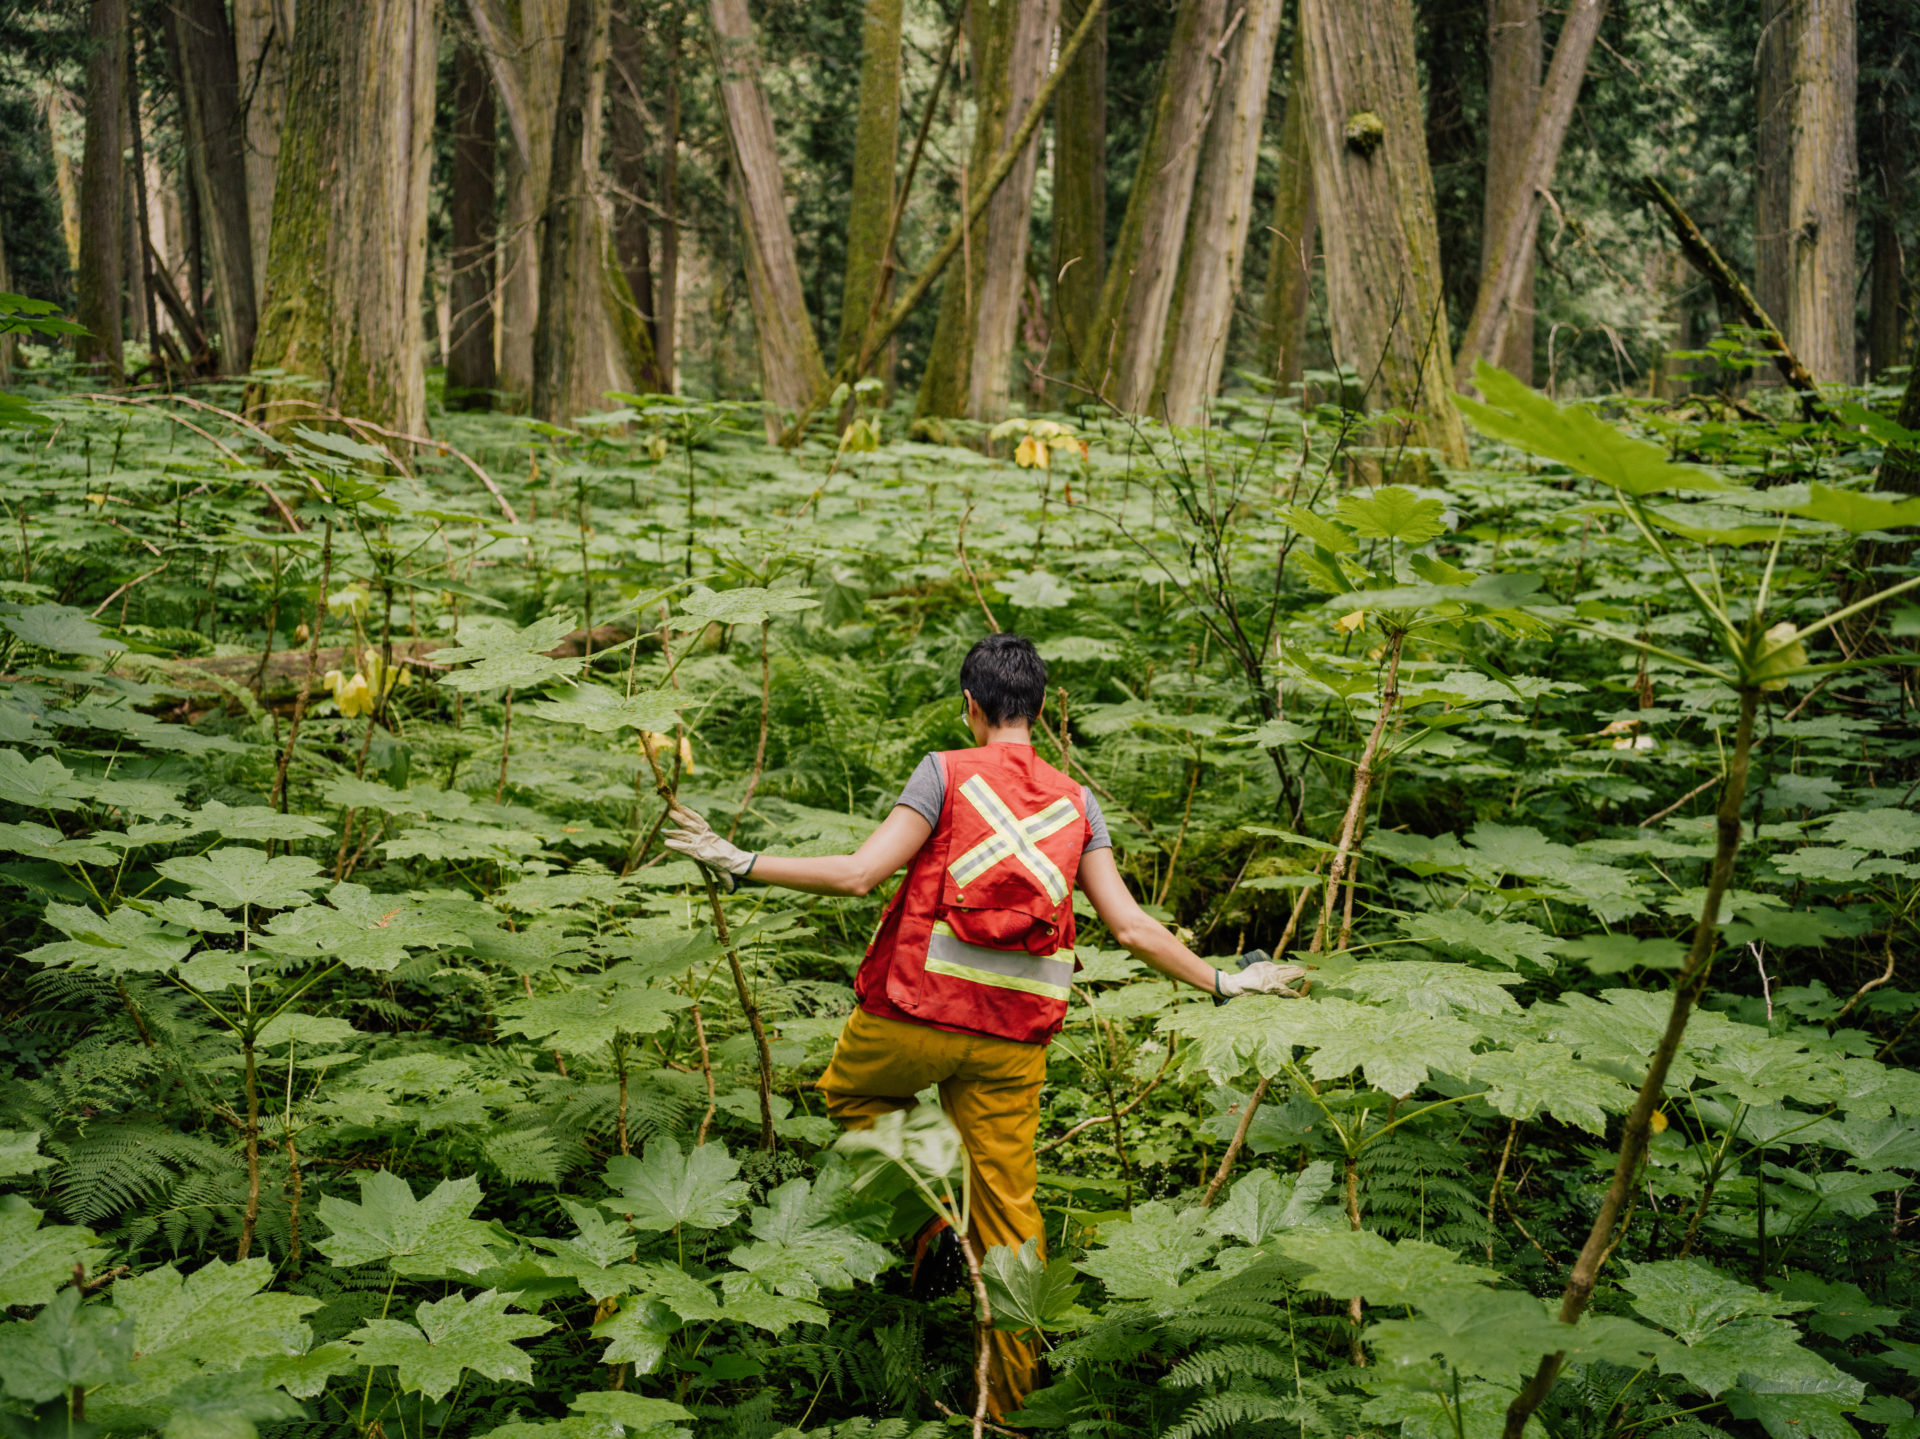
[1820,807,1920,855]
[1622,1259,1812,1345]
[0,748,93,810]
[434,614,582,692]
[0,1129,54,1179]
[1324,961,1524,1018]
[312,1171,496,1276]
[257,883,473,971]
[347,1289,552,1400]
[1297,998,1483,1097]
[0,819,119,865]
[1276,1229,1502,1306]
[1775,482,1920,534]
[1204,1162,1343,1245]
[518,685,684,733]
[1337,486,1449,545]
[0,1289,134,1404]
[26,902,194,973]
[1400,911,1560,971]
[188,801,331,843]
[590,1297,677,1371]
[156,849,326,912]
[603,1139,749,1233]
[1075,1201,1219,1302]
[499,978,692,1054]
[0,603,122,658]
[0,1199,105,1308]
[723,1171,891,1300]
[1368,1289,1677,1384]
[983,1237,1089,1334]
[1456,364,1726,496]
[529,1202,646,1302]
[677,585,819,627]
[1469,1043,1635,1135]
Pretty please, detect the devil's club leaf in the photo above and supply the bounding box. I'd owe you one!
[0,749,92,810]
[1337,486,1448,544]
[347,1290,552,1400]
[26,903,194,973]
[984,1237,1088,1334]
[0,1200,106,1308]
[1277,1229,1502,1306]
[434,614,582,692]
[313,1171,495,1276]
[603,1139,749,1233]
[0,1130,55,1180]
[518,685,684,734]
[1470,1043,1635,1135]
[0,604,120,658]
[156,849,326,912]
[1623,1259,1813,1345]
[1206,1161,1343,1245]
[590,1298,677,1371]
[258,883,473,971]
[1400,911,1560,971]
[499,981,692,1054]
[1075,1202,1218,1302]
[676,585,818,627]
[1325,961,1524,1017]
[1299,998,1483,1097]
[0,1289,134,1403]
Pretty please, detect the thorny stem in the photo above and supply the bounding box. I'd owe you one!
[1500,687,1760,1439]
[1313,630,1405,953]
[273,517,332,813]
[496,686,514,805]
[236,1036,260,1259]
[951,1224,995,1439]
[1200,1075,1270,1207]
[1346,1150,1366,1365]
[729,618,772,841]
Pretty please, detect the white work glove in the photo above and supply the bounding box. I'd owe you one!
[662,804,756,887]
[1215,955,1310,999]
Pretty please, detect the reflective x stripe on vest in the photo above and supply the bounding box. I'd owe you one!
[948,776,1079,904]
[925,920,1074,1000]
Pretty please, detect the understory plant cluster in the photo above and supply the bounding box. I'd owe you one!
[0,362,1917,1439]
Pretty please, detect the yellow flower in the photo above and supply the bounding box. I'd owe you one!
[1335,609,1367,635]
[1650,1109,1669,1134]
[1755,620,1807,692]
[336,673,374,718]
[1015,434,1048,470]
[640,730,696,774]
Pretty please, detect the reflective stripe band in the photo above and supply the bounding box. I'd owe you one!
[926,921,1073,1000]
[949,777,1076,904]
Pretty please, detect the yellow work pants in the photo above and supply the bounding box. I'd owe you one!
[818,1006,1048,1420]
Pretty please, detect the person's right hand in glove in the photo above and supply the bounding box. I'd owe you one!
[1214,948,1310,999]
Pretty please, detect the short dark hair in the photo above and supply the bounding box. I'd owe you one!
[961,633,1048,726]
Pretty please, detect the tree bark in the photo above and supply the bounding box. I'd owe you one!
[1045,0,1105,403]
[835,0,901,374]
[608,5,663,392]
[1481,0,1539,382]
[467,0,570,409]
[164,0,258,372]
[247,0,436,433]
[1301,0,1466,463]
[653,2,681,391]
[75,0,128,377]
[1452,0,1606,388]
[447,34,498,408]
[1261,23,1317,395]
[532,0,613,421]
[918,0,1062,420]
[1783,0,1857,384]
[0,206,12,382]
[1074,0,1226,413]
[1158,0,1285,424]
[1866,100,1906,379]
[1755,0,1793,344]
[231,0,291,314]
[709,0,828,431]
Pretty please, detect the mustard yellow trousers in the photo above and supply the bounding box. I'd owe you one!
[818,1007,1047,1419]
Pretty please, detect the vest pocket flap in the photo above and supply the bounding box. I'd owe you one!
[939,901,1057,954]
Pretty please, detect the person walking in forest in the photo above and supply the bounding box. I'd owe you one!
[664,632,1306,1419]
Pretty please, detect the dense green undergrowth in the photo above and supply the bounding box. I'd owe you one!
[0,357,1918,1439]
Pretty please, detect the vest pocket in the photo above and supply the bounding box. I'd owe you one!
[925,919,1073,1001]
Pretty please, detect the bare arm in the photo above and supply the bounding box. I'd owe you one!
[746,806,933,897]
[1076,847,1220,993]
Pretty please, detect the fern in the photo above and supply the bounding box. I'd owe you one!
[52,1118,236,1225]
[1357,1126,1491,1253]
[1163,1390,1313,1439]
[1161,1341,1294,1389]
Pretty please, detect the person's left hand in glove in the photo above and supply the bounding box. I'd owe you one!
[662,804,756,889]
[1214,953,1311,999]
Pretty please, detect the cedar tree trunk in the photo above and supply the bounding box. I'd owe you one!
[1481,0,1538,382]
[1159,0,1285,424]
[835,0,901,373]
[231,0,290,313]
[165,0,258,371]
[1045,0,1105,402]
[1867,90,1906,378]
[1301,0,1467,463]
[1755,0,1792,342]
[1074,0,1226,413]
[653,2,681,390]
[248,0,436,433]
[76,0,128,376]
[609,4,664,392]
[1784,0,1857,384]
[1261,22,1317,395]
[447,34,497,407]
[710,0,828,428]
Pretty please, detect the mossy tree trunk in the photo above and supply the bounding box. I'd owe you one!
[1300,0,1466,464]
[608,4,664,393]
[835,0,901,374]
[468,0,569,409]
[919,0,1062,421]
[1866,76,1906,379]
[1452,0,1604,388]
[1073,0,1226,414]
[231,0,290,314]
[1044,0,1105,404]
[1480,0,1538,383]
[1783,0,1857,384]
[709,0,828,431]
[163,0,256,371]
[1159,0,1286,424]
[1260,21,1317,396]
[447,34,497,408]
[75,0,127,377]
[247,0,436,434]
[653,2,682,392]
[1755,0,1793,348]
[532,0,615,421]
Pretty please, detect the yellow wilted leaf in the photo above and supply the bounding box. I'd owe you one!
[1755,620,1807,692]
[1335,609,1366,635]
[1650,1109,1668,1134]
[647,434,669,462]
[640,730,696,774]
[337,673,375,718]
[1014,434,1047,469]
[327,584,370,618]
[1049,437,1088,465]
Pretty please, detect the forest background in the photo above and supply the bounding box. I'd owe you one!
[2,4,1920,1439]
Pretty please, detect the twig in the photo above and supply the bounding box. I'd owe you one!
[956,502,1002,633]
[272,518,331,813]
[1199,1075,1270,1207]
[1035,1035,1177,1156]
[1154,756,1204,908]
[1638,770,1723,828]
[496,687,514,804]
[1833,930,1897,1023]
[729,618,772,841]
[90,561,169,618]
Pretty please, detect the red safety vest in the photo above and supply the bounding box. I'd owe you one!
[858,744,1088,1044]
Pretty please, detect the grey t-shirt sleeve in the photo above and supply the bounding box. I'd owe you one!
[1081,787,1112,852]
[894,752,946,826]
